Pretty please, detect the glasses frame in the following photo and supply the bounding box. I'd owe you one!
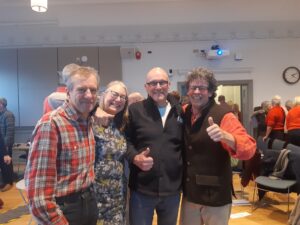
[188,85,209,92]
[146,80,169,87]
[107,90,127,101]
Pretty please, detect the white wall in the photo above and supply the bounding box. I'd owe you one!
[122,38,300,108]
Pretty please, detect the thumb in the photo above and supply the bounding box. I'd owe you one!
[141,147,150,157]
[208,117,215,126]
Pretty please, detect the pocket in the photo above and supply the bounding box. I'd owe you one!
[195,174,221,187]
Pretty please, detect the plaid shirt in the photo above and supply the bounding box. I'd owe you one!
[0,109,15,150]
[25,102,95,225]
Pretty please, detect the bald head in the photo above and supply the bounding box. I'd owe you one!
[144,67,170,107]
[146,67,169,83]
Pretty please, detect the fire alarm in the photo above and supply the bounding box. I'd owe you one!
[135,50,141,60]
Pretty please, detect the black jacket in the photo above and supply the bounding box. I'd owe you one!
[126,94,183,196]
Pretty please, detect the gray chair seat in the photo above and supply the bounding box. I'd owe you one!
[253,176,297,213]
[255,176,296,191]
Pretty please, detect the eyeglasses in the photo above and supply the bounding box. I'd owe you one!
[76,87,98,95]
[189,86,209,91]
[146,80,169,87]
[108,90,127,101]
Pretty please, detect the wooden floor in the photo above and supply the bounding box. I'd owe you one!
[0,173,297,225]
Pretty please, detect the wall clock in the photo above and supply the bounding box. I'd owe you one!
[282,66,300,84]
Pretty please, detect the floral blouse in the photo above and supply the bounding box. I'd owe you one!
[93,122,127,224]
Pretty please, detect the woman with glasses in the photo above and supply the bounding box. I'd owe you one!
[93,80,129,225]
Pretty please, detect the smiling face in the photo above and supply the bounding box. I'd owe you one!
[67,74,98,119]
[187,78,212,111]
[103,83,127,115]
[144,67,170,107]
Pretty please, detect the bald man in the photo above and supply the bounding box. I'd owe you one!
[126,67,183,225]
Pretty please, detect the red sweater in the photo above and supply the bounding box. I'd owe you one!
[265,106,285,130]
[286,105,300,131]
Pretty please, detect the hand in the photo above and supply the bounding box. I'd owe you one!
[206,117,224,142]
[4,155,12,165]
[94,107,114,127]
[133,147,154,171]
[262,136,268,142]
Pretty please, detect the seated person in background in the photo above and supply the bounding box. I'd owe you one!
[43,63,80,114]
[286,96,300,146]
[93,81,129,225]
[128,92,144,105]
[169,90,181,102]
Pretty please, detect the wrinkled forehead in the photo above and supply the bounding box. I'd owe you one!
[146,69,169,83]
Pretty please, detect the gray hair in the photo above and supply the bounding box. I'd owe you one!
[61,63,80,85]
[261,101,271,111]
[66,66,100,91]
[294,96,300,106]
[271,95,281,106]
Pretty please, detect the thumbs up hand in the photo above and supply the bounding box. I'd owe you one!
[133,147,154,171]
[206,117,224,142]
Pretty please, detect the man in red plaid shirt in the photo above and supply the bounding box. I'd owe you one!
[25,67,100,225]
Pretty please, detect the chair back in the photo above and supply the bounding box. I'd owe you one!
[286,143,300,153]
[271,139,286,150]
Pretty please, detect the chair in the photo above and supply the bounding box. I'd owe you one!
[270,138,286,150]
[252,176,296,213]
[252,149,297,214]
[286,143,300,153]
[16,179,35,225]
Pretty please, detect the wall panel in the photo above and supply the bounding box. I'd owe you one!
[18,48,58,126]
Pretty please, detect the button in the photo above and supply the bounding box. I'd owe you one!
[188,145,192,150]
[187,161,191,166]
[186,178,190,182]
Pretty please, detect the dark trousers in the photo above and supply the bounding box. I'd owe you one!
[129,191,180,225]
[0,148,14,185]
[287,129,300,146]
[56,186,98,225]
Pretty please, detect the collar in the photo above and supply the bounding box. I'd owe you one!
[62,102,92,123]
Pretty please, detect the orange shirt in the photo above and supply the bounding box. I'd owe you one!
[220,113,256,160]
[265,106,285,130]
[286,105,300,131]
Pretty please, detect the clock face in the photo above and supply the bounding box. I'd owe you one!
[283,67,300,84]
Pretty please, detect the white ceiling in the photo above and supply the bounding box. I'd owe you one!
[0,0,300,47]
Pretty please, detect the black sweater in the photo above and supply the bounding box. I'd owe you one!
[126,95,183,196]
